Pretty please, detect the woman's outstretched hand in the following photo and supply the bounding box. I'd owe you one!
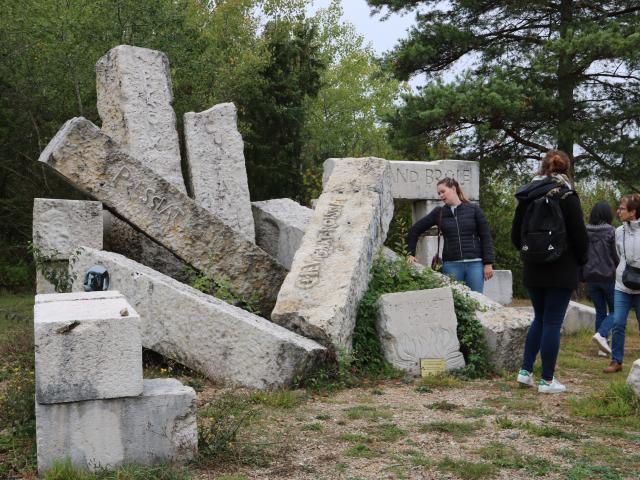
[407,255,417,265]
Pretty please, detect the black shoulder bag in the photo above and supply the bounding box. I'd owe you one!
[622,227,640,290]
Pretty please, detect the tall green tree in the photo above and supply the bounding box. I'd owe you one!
[367,0,640,190]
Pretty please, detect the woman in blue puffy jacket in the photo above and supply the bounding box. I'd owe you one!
[407,177,495,292]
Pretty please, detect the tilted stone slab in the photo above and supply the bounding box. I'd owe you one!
[71,247,327,389]
[324,158,479,201]
[34,291,142,404]
[96,45,185,192]
[38,117,286,314]
[252,198,312,270]
[562,301,596,335]
[483,270,513,305]
[185,103,255,240]
[36,378,196,473]
[272,157,394,351]
[103,211,192,284]
[627,359,640,398]
[377,288,465,375]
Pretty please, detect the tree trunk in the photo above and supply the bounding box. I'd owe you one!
[557,0,576,162]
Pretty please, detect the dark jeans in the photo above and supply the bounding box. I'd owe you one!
[522,287,573,382]
[587,282,615,334]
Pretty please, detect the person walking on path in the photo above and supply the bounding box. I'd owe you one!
[581,202,619,356]
[407,177,494,293]
[511,150,588,393]
[603,194,640,373]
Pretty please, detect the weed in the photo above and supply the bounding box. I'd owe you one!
[564,461,625,480]
[371,388,384,395]
[570,381,640,428]
[344,443,377,458]
[41,458,191,479]
[414,385,432,393]
[344,405,393,421]
[315,413,330,421]
[462,407,495,418]
[476,442,555,475]
[418,373,463,389]
[428,400,459,411]
[249,389,306,409]
[371,423,406,442]
[402,449,431,467]
[418,420,484,439]
[337,433,370,443]
[495,416,515,429]
[301,422,323,431]
[436,457,497,479]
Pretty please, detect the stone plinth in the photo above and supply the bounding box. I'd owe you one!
[627,359,640,398]
[272,157,394,351]
[483,270,513,305]
[324,159,479,201]
[36,378,197,473]
[185,103,255,240]
[70,248,327,389]
[252,198,312,270]
[96,45,185,192]
[34,291,142,404]
[562,301,596,335]
[38,117,286,314]
[377,288,465,375]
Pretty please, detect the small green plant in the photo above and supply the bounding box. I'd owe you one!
[436,457,497,480]
[344,405,393,421]
[28,242,80,293]
[428,400,459,411]
[462,407,495,418]
[476,442,554,476]
[418,420,484,439]
[371,423,406,442]
[344,443,377,458]
[301,422,323,431]
[249,389,306,409]
[42,458,192,479]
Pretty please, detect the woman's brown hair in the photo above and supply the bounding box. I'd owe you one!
[437,177,469,203]
[621,194,640,220]
[538,149,571,177]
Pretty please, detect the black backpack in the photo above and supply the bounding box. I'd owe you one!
[520,186,574,264]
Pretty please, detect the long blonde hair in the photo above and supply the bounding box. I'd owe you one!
[437,177,469,203]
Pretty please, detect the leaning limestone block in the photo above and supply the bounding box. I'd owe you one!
[38,117,286,314]
[96,45,185,192]
[627,359,640,398]
[185,103,255,240]
[32,199,103,293]
[33,198,103,259]
[36,378,196,473]
[252,198,312,270]
[324,158,480,201]
[103,211,191,283]
[34,291,142,404]
[377,288,465,375]
[483,270,513,305]
[272,157,394,351]
[71,247,327,389]
[562,301,596,335]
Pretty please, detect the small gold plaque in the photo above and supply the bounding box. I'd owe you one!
[420,358,446,377]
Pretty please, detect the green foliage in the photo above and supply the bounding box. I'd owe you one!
[570,381,640,426]
[370,0,640,191]
[42,458,191,479]
[28,243,80,293]
[436,457,497,480]
[186,265,260,315]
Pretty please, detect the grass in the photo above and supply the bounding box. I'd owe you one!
[343,405,393,421]
[428,400,459,411]
[41,459,192,479]
[436,457,496,480]
[570,381,640,429]
[417,373,463,389]
[418,420,484,439]
[494,416,582,440]
[475,441,556,476]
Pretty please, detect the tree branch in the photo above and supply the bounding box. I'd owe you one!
[502,127,550,152]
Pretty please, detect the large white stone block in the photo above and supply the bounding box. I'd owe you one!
[483,270,513,305]
[96,45,185,192]
[70,248,327,389]
[38,117,286,314]
[36,378,197,473]
[562,301,596,335]
[377,287,465,375]
[34,291,142,404]
[32,198,103,259]
[272,158,394,352]
[185,103,255,240]
[627,359,640,398]
[252,198,312,270]
[324,159,479,201]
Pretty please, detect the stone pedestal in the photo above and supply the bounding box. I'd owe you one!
[483,270,513,305]
[34,291,142,404]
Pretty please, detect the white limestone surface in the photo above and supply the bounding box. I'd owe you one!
[272,158,394,352]
[627,359,640,398]
[377,288,465,375]
[36,378,196,473]
[324,158,480,201]
[483,270,513,305]
[185,103,255,240]
[96,45,185,192]
[32,198,103,259]
[34,291,142,404]
[38,117,286,314]
[70,248,327,389]
[562,301,596,335]
[252,198,312,270]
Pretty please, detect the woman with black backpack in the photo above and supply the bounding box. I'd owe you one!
[582,202,619,357]
[511,150,588,393]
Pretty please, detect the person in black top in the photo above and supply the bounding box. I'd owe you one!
[512,150,588,394]
[407,177,495,292]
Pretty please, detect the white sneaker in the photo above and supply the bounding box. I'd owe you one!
[592,332,612,354]
[517,369,535,387]
[538,378,566,394]
[597,350,608,357]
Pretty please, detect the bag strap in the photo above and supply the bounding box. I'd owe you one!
[436,207,443,255]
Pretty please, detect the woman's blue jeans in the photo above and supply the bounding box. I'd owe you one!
[521,287,572,382]
[442,260,484,293]
[587,282,615,334]
[610,289,640,365]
